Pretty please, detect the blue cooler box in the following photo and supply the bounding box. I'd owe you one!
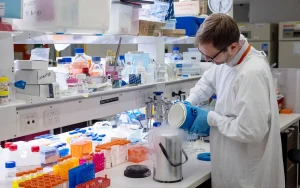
[175,16,205,37]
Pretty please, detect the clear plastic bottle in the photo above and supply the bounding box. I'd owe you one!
[157,63,167,82]
[136,62,147,84]
[4,161,16,180]
[147,60,157,84]
[71,48,88,76]
[30,146,41,169]
[82,68,91,93]
[56,59,69,90]
[90,57,105,87]
[171,46,183,61]
[166,62,177,81]
[8,144,18,163]
[76,74,86,94]
[210,94,217,111]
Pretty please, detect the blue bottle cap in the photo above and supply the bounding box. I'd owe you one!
[92,56,101,62]
[212,94,217,99]
[97,138,103,141]
[153,122,161,127]
[92,133,98,137]
[57,59,65,64]
[74,48,84,54]
[80,129,87,134]
[197,153,211,161]
[119,55,125,60]
[75,128,80,131]
[173,46,180,51]
[153,91,163,96]
[99,134,106,137]
[92,137,98,141]
[5,161,16,168]
[88,128,92,130]
[62,57,72,63]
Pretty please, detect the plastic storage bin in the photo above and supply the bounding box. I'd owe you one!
[107,3,139,35]
[176,16,205,36]
[13,0,111,34]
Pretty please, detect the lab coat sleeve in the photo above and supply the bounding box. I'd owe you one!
[207,70,270,143]
[186,65,216,105]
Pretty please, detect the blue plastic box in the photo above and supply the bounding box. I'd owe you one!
[175,16,205,37]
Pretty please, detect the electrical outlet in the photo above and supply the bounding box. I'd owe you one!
[43,110,60,127]
[20,113,38,132]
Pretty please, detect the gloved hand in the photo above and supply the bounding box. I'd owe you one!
[189,107,210,136]
[183,101,192,106]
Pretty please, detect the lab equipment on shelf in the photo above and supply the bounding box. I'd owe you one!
[156,63,168,82]
[40,146,60,166]
[136,62,147,84]
[93,149,105,173]
[76,74,86,94]
[66,78,79,96]
[90,56,105,89]
[71,48,88,76]
[55,59,69,90]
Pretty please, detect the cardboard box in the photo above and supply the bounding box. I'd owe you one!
[174,1,201,16]
[15,70,56,84]
[14,60,49,70]
[139,20,165,36]
[17,85,50,97]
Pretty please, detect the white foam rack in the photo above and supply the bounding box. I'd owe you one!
[0,31,198,141]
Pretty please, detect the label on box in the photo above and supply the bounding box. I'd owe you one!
[38,72,53,81]
[0,2,5,16]
[105,66,123,80]
[174,1,200,15]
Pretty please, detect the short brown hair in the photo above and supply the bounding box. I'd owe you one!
[195,13,240,50]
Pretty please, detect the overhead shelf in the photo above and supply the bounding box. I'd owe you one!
[13,31,195,44]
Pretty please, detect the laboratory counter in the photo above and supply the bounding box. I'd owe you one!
[96,114,300,188]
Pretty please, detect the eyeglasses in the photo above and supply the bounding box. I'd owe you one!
[198,46,228,63]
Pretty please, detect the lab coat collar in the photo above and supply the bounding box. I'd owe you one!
[226,38,248,67]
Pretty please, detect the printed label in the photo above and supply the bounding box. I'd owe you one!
[38,72,52,81]
[100,97,119,105]
[255,24,265,28]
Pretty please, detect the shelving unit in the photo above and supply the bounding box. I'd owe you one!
[0,29,201,141]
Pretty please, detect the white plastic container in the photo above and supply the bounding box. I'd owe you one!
[13,0,111,34]
[107,3,139,35]
[4,161,16,180]
[136,62,147,84]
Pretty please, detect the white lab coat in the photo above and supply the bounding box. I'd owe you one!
[187,39,285,188]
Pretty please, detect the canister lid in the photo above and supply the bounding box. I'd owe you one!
[0,76,8,82]
[168,103,187,128]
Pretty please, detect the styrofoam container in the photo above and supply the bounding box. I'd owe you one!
[14,60,48,70]
[15,70,56,84]
[106,3,139,35]
[13,0,111,34]
[16,85,50,97]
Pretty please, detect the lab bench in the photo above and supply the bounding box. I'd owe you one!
[280,114,300,188]
[93,114,300,188]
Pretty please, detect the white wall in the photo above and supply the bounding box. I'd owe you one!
[86,44,138,57]
[249,0,300,23]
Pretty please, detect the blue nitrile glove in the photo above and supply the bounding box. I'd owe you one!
[183,101,192,106]
[189,107,210,136]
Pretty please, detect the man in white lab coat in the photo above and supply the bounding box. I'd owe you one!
[186,13,285,188]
